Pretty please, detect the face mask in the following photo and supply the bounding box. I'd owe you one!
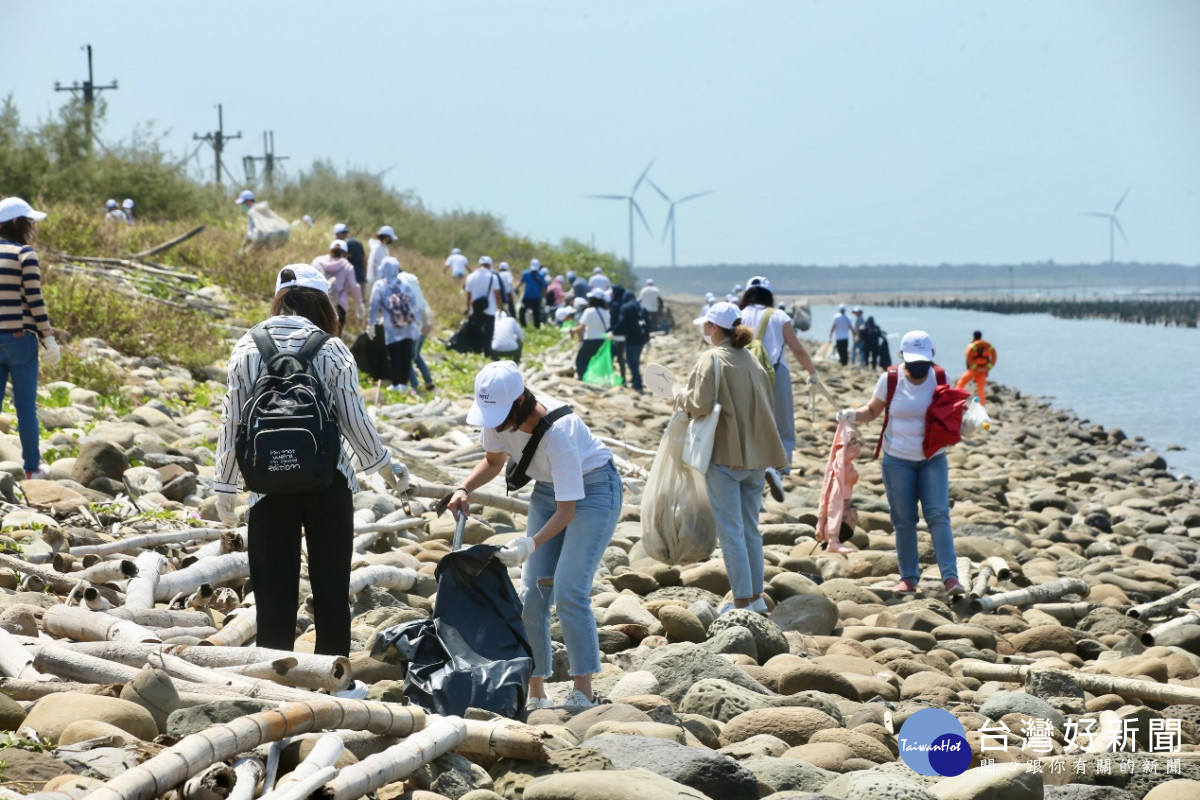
[906,361,932,379]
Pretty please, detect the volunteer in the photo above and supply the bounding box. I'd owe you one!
[215,264,406,655]
[104,198,128,223]
[121,198,136,224]
[518,258,546,328]
[311,239,360,329]
[850,306,867,366]
[609,286,630,383]
[955,330,996,405]
[737,276,819,501]
[450,361,620,709]
[366,225,397,286]
[368,257,420,392]
[236,190,256,239]
[464,256,503,356]
[588,266,611,292]
[836,331,964,596]
[0,198,61,480]
[639,278,664,330]
[498,262,517,317]
[572,289,610,379]
[491,310,524,363]
[829,303,853,366]
[615,288,649,393]
[685,302,786,614]
[445,247,469,281]
[334,223,367,292]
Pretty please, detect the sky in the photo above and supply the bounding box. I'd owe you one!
[5,0,1200,268]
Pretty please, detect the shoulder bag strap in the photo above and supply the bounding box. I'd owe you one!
[710,349,721,402]
[874,365,899,459]
[510,406,573,490]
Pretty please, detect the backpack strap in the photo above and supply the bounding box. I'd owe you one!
[296,330,331,366]
[874,365,899,459]
[754,308,774,341]
[250,327,278,365]
[508,406,573,492]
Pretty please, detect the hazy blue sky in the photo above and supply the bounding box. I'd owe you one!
[6,1,1199,267]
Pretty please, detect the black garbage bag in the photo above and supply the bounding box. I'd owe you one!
[350,325,389,381]
[372,544,533,718]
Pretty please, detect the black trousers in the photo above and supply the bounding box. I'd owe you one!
[248,474,354,656]
[386,338,414,387]
[611,339,627,380]
[626,340,645,393]
[576,338,603,378]
[835,338,849,366]
[480,314,497,357]
[520,298,543,328]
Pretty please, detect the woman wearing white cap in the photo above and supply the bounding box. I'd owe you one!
[0,198,62,479]
[312,240,360,329]
[836,331,964,597]
[571,290,611,379]
[215,264,407,655]
[450,361,620,709]
[738,277,819,501]
[686,302,787,614]
[368,258,421,393]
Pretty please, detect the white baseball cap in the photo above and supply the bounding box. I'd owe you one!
[838,303,846,311]
[694,301,741,329]
[333,222,349,235]
[592,266,603,274]
[852,305,863,313]
[377,225,397,239]
[645,278,655,286]
[704,291,716,301]
[106,199,118,209]
[900,330,935,362]
[499,261,510,271]
[0,197,47,224]
[747,275,770,290]
[275,263,330,295]
[122,198,134,210]
[573,297,589,309]
[466,361,526,428]
[329,239,348,252]
[451,247,461,255]
[530,258,540,269]
[555,306,576,322]
[479,255,493,266]
[236,190,255,204]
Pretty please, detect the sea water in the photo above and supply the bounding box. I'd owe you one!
[809,303,1200,480]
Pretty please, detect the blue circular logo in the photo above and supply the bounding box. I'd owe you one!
[898,708,970,776]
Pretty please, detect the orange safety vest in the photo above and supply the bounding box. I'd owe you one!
[965,339,996,371]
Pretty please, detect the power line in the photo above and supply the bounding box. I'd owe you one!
[193,104,242,187]
[54,44,118,157]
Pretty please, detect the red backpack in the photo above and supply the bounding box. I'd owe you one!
[875,365,971,459]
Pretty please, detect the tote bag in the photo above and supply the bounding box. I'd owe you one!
[683,351,722,473]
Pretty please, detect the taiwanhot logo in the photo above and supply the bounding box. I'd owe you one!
[898,708,971,777]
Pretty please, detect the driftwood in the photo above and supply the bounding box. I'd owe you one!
[0,678,121,700]
[124,552,167,610]
[272,733,342,792]
[156,552,250,602]
[1141,610,1200,646]
[180,764,235,800]
[346,566,419,599]
[127,225,206,260]
[262,767,335,800]
[961,661,1200,706]
[108,608,213,629]
[459,719,561,761]
[72,529,228,558]
[219,656,352,693]
[43,605,161,644]
[318,716,467,800]
[74,558,138,584]
[0,551,95,596]
[226,758,263,800]
[0,627,46,680]
[969,563,995,599]
[408,482,530,515]
[1127,582,1200,619]
[970,577,1088,613]
[983,555,1012,581]
[203,607,257,647]
[84,700,425,800]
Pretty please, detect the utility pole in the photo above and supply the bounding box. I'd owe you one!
[54,44,118,157]
[243,131,289,193]
[193,105,241,187]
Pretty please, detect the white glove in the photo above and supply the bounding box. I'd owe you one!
[366,325,376,340]
[836,408,857,424]
[216,494,239,526]
[381,461,409,493]
[497,536,536,567]
[808,371,821,386]
[42,336,61,367]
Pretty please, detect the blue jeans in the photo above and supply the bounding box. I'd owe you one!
[625,340,645,393]
[772,361,794,473]
[852,340,866,366]
[0,333,40,473]
[521,460,621,678]
[407,335,433,388]
[881,452,957,583]
[705,464,766,599]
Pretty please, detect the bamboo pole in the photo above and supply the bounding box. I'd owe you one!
[74,558,139,585]
[0,552,94,596]
[203,607,257,647]
[960,662,1200,706]
[0,678,121,700]
[318,717,467,800]
[44,606,162,644]
[408,483,529,515]
[1127,583,1200,619]
[156,552,250,602]
[218,656,352,692]
[72,529,228,558]
[157,626,219,641]
[83,587,114,611]
[262,767,336,800]
[83,700,425,800]
[970,577,1087,613]
[346,566,419,599]
[458,719,560,761]
[125,552,167,610]
[1141,610,1200,646]
[143,652,312,703]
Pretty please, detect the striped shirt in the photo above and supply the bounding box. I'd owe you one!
[214,315,390,501]
[0,240,53,336]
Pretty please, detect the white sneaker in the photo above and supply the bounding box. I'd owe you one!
[24,469,49,481]
[525,695,554,712]
[749,597,769,614]
[717,601,737,616]
[561,689,598,709]
[764,467,785,502]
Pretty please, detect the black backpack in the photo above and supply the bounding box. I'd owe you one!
[235,327,341,494]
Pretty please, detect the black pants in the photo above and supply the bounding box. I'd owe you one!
[520,298,543,328]
[576,338,603,378]
[835,338,849,366]
[335,305,346,331]
[865,345,880,369]
[612,339,627,380]
[626,340,645,393]
[480,314,497,357]
[248,474,354,656]
[386,338,414,387]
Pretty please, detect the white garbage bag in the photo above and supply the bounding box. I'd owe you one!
[641,401,718,565]
[247,201,291,247]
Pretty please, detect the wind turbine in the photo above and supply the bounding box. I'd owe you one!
[646,179,712,267]
[1083,189,1130,264]
[587,160,655,269]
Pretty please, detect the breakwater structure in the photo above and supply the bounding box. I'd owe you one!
[871,294,1199,328]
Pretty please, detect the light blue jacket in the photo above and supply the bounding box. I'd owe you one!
[369,258,420,344]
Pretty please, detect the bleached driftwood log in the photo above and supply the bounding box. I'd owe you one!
[108,608,213,629]
[156,552,250,602]
[44,605,162,644]
[0,678,120,700]
[203,607,257,647]
[1142,609,1200,645]
[0,627,46,680]
[0,552,97,596]
[180,764,236,800]
[408,482,529,515]
[961,661,1200,705]
[71,528,228,558]
[272,733,342,791]
[226,757,263,800]
[970,577,1087,613]
[219,656,352,692]
[983,555,1012,581]
[1127,582,1200,620]
[124,552,167,610]
[75,558,138,584]
[346,566,419,599]
[317,716,467,800]
[83,700,425,800]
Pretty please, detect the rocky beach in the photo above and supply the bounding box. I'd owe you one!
[2,311,1200,800]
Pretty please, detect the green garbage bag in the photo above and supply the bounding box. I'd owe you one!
[582,339,624,386]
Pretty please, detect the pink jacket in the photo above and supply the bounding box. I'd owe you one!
[816,419,861,545]
[312,255,361,311]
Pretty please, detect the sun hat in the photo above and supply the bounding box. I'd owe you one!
[0,197,48,224]
[899,330,935,362]
[645,278,655,286]
[530,258,541,269]
[573,297,589,309]
[479,255,493,266]
[466,361,526,428]
[586,288,608,300]
[852,305,863,313]
[106,199,118,209]
[593,266,603,274]
[122,198,134,210]
[275,264,330,295]
[451,247,461,255]
[693,301,741,329]
[377,225,397,239]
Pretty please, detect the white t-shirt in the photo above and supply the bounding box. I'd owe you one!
[445,253,468,278]
[578,307,610,340]
[589,274,612,291]
[873,369,943,461]
[480,396,612,501]
[464,268,500,315]
[638,285,662,312]
[739,305,793,366]
[492,314,524,351]
[366,238,389,286]
[831,312,853,341]
[499,270,515,297]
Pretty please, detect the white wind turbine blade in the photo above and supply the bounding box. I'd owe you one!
[632,158,656,194]
[587,194,629,201]
[1112,188,1131,214]
[631,198,653,234]
[1082,212,1111,218]
[1113,216,1128,243]
[675,190,713,205]
[661,206,675,243]
[645,177,672,204]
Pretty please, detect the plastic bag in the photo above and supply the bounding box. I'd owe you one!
[641,401,718,565]
[961,397,992,436]
[582,339,623,386]
[246,202,291,246]
[372,544,533,718]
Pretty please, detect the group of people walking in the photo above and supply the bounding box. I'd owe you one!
[829,304,890,368]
